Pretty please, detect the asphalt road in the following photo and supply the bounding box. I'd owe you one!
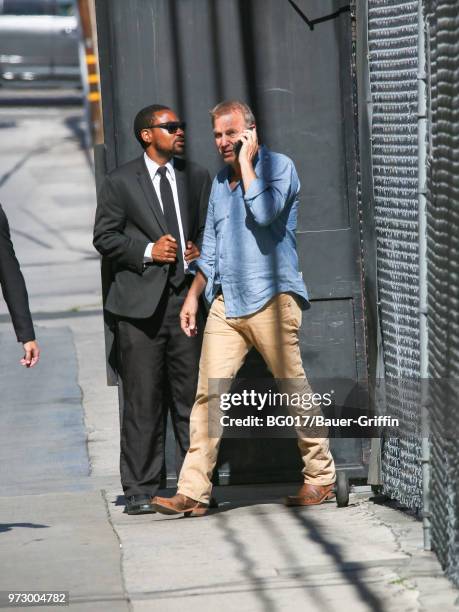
[0,85,83,106]
[0,94,128,611]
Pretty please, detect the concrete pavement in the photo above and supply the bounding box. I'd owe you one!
[0,96,457,611]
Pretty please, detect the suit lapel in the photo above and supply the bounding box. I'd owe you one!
[174,160,190,241]
[136,157,168,235]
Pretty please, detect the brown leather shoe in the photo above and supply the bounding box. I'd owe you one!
[284,483,335,507]
[151,493,208,517]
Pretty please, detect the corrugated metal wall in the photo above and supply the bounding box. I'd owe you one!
[367,0,422,508]
[425,0,459,587]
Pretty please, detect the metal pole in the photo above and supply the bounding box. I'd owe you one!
[77,0,104,148]
[417,0,431,552]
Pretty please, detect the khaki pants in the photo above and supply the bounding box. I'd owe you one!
[178,293,336,503]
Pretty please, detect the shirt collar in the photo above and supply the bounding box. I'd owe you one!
[143,153,175,182]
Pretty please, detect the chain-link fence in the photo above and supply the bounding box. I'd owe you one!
[367,0,423,508]
[365,0,459,586]
[425,0,459,587]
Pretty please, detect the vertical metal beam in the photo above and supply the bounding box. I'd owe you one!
[417,0,431,552]
[77,0,104,147]
[355,0,381,485]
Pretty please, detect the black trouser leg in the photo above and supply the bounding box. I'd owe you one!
[117,296,169,498]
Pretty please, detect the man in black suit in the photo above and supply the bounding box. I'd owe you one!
[0,204,40,367]
[93,104,211,514]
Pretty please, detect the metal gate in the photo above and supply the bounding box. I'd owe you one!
[95,0,369,485]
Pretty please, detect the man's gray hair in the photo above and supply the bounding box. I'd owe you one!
[210,100,256,127]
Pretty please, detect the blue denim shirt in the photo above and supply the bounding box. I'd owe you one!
[196,146,310,317]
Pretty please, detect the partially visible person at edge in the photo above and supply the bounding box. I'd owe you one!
[93,104,211,515]
[0,203,40,367]
[152,100,336,517]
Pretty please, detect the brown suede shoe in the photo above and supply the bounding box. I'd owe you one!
[284,483,335,507]
[151,493,208,517]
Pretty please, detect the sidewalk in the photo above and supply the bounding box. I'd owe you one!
[0,100,457,611]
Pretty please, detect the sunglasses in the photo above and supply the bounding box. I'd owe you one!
[145,121,187,134]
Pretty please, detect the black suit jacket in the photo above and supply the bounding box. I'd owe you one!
[93,155,211,319]
[0,204,35,342]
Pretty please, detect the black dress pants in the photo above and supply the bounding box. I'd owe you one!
[116,283,203,497]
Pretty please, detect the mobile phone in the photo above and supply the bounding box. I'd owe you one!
[233,126,255,157]
[233,140,243,156]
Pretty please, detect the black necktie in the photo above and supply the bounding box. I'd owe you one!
[157,166,185,287]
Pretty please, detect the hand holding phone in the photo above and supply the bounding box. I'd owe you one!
[233,125,256,158]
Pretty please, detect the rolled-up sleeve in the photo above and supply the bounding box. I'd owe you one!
[244,157,299,226]
[195,195,216,280]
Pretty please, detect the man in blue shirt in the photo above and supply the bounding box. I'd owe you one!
[153,100,336,516]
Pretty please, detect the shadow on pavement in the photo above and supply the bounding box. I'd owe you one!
[173,484,385,611]
[0,522,49,533]
[286,508,385,612]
